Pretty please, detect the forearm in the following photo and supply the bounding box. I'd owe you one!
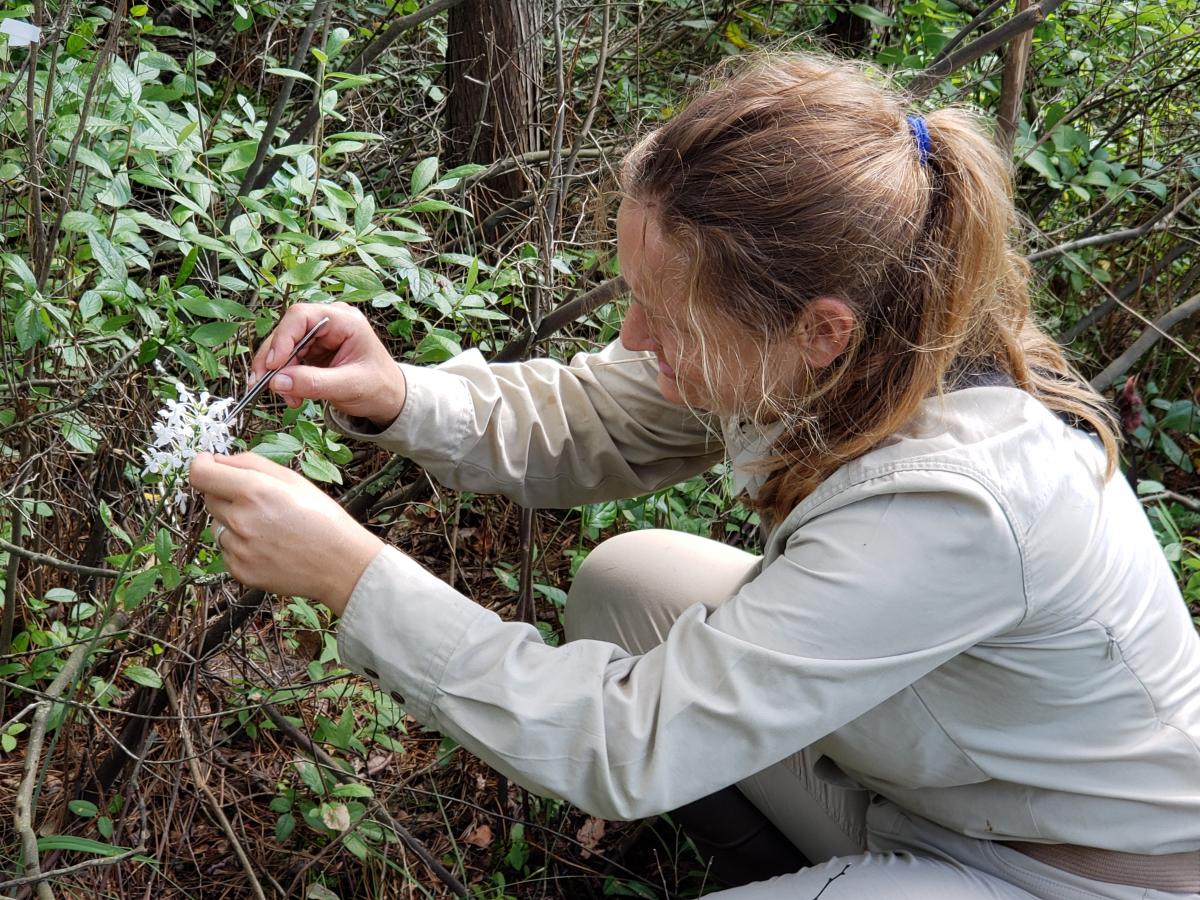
[327,342,723,508]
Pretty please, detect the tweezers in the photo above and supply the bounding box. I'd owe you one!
[225,315,330,422]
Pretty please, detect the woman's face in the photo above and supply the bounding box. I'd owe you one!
[616,199,853,414]
[617,200,738,410]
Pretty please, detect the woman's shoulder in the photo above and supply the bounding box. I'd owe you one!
[774,386,1108,543]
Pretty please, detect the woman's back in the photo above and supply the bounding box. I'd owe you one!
[753,385,1200,852]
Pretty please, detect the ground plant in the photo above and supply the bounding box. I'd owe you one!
[0,0,1197,897]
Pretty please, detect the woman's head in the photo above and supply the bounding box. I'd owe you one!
[616,53,1117,518]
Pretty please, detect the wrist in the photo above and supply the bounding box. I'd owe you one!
[367,368,407,429]
[320,529,385,616]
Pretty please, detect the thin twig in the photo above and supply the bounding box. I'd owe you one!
[0,846,145,892]
[1091,292,1200,389]
[259,701,469,897]
[223,0,331,231]
[492,276,627,363]
[0,345,137,440]
[14,613,129,900]
[164,680,267,900]
[1028,183,1200,262]
[246,0,467,193]
[908,0,1065,99]
[0,537,121,581]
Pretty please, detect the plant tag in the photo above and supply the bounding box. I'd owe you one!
[0,19,42,47]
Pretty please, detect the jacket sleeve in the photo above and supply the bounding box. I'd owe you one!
[325,340,723,508]
[336,473,1028,821]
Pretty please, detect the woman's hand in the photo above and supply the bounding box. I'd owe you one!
[252,302,407,428]
[189,451,383,615]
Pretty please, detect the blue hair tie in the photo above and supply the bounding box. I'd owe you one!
[906,114,932,167]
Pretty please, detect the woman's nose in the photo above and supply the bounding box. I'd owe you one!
[620,302,658,352]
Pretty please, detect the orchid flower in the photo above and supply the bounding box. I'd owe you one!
[142,382,237,511]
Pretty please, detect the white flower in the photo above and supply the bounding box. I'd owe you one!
[141,381,237,511]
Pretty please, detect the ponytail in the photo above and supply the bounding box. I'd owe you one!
[622,53,1118,523]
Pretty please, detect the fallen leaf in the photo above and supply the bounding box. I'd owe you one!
[577,816,606,857]
[463,822,494,849]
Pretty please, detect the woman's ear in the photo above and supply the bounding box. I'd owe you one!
[795,297,856,368]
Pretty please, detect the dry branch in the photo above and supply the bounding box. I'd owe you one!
[246,0,467,194]
[492,276,627,363]
[908,0,1065,99]
[0,537,121,582]
[1091,292,1200,389]
[1028,183,1200,262]
[14,613,129,900]
[164,680,267,900]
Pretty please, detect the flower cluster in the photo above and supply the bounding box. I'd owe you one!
[142,382,236,510]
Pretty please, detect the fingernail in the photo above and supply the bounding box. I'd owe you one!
[273,373,293,391]
[266,349,275,366]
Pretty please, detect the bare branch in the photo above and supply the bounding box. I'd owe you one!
[247,0,468,193]
[492,276,627,363]
[15,613,129,900]
[908,0,1065,100]
[1091,292,1200,390]
[0,537,121,581]
[1028,183,1200,262]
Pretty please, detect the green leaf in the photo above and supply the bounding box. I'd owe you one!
[62,211,103,233]
[266,66,315,83]
[88,232,127,281]
[191,321,241,347]
[280,258,329,287]
[275,812,296,843]
[69,800,99,818]
[1023,148,1059,184]
[13,300,48,351]
[109,57,142,102]
[176,292,253,320]
[299,451,342,484]
[154,528,174,563]
[410,157,438,195]
[59,414,101,453]
[253,432,303,463]
[36,835,132,857]
[124,665,163,689]
[329,266,385,293]
[331,783,373,799]
[123,569,159,606]
[78,290,103,319]
[294,759,327,795]
[414,330,462,364]
[97,172,132,209]
[849,4,896,25]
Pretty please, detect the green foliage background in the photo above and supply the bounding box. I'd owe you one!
[0,0,1196,896]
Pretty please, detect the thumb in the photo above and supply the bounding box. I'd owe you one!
[270,364,357,402]
[215,451,297,482]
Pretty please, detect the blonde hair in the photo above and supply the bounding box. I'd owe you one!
[619,53,1118,522]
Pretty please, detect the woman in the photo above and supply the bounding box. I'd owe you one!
[190,55,1200,897]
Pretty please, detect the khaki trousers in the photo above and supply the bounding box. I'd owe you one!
[564,529,1192,900]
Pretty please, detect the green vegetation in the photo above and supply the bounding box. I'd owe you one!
[0,0,1196,896]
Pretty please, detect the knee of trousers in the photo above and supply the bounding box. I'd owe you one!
[563,529,760,652]
[564,529,663,647]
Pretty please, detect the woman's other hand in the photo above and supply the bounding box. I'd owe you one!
[189,451,383,615]
[251,302,406,428]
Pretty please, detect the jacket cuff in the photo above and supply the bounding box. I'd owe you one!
[324,358,475,459]
[336,544,491,721]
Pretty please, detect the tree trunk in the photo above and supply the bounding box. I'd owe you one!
[995,0,1033,154]
[445,0,542,208]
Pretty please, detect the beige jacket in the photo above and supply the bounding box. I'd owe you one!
[331,341,1200,853]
